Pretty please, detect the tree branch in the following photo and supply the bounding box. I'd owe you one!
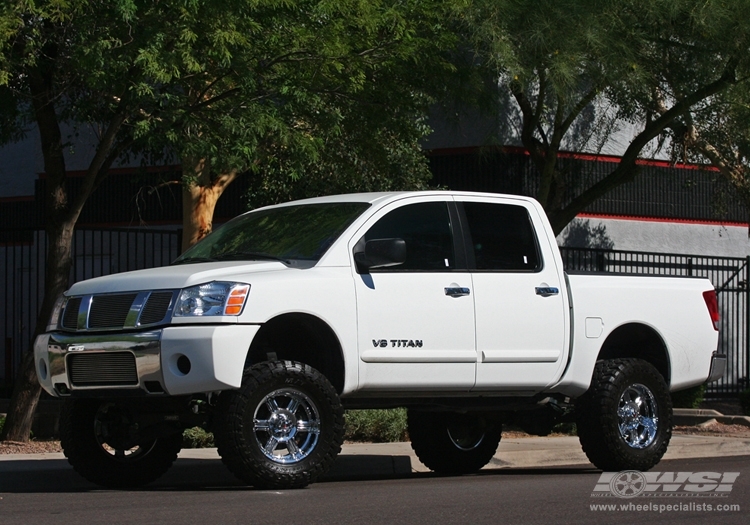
[186,87,242,112]
[510,80,545,159]
[534,69,549,148]
[71,107,130,217]
[550,64,739,233]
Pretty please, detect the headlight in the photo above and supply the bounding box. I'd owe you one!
[173,282,250,317]
[46,295,67,331]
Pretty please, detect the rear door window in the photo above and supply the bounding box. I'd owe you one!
[460,202,541,271]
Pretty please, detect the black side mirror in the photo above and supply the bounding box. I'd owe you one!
[354,238,406,273]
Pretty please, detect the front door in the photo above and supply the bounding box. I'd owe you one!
[352,197,476,391]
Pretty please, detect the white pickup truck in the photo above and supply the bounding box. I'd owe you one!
[34,191,724,489]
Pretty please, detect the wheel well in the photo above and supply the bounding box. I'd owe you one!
[246,313,345,394]
[597,323,671,385]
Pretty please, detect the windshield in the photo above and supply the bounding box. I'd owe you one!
[174,202,370,267]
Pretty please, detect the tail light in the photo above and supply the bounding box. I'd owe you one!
[703,290,720,331]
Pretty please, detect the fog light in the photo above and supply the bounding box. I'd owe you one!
[177,355,191,375]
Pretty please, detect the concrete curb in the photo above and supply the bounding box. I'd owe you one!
[673,408,750,427]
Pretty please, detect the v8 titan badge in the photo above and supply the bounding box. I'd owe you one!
[372,339,423,348]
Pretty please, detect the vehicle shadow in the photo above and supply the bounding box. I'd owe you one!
[0,455,597,494]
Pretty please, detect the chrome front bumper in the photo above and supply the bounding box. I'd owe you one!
[34,324,261,397]
[36,331,164,396]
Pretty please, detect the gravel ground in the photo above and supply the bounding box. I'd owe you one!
[0,439,62,455]
[2,421,748,455]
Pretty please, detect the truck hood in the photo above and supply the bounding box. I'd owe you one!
[67,261,287,295]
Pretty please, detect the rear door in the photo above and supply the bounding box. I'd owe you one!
[457,197,569,391]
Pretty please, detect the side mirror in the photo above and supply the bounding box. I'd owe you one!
[354,238,406,273]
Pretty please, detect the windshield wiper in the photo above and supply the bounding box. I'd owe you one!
[214,251,292,265]
[172,256,218,265]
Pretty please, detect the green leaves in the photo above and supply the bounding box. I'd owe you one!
[457,0,750,231]
[125,0,457,193]
[1,0,459,201]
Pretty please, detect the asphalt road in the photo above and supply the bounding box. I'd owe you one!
[1,455,748,525]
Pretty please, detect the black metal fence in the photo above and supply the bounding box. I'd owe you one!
[429,149,748,223]
[1,228,181,387]
[560,247,749,397]
[0,229,747,397]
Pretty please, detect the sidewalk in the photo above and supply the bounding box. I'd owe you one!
[2,434,748,480]
[673,407,750,427]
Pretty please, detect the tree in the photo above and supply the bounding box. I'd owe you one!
[662,81,750,224]
[126,0,462,248]
[0,0,155,441]
[0,0,461,441]
[463,0,750,234]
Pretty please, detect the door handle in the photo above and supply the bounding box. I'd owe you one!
[535,286,559,297]
[445,287,471,297]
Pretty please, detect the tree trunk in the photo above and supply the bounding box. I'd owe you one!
[1,350,41,441]
[181,158,240,252]
[0,120,76,440]
[2,47,127,441]
[1,100,73,439]
[0,50,77,440]
[1,223,74,441]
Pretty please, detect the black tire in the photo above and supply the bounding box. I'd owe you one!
[59,399,183,488]
[214,361,345,489]
[407,410,502,474]
[575,358,672,472]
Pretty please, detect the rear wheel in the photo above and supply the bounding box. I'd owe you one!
[59,399,183,488]
[408,410,502,474]
[575,358,672,471]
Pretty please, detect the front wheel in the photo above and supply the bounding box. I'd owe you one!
[575,358,672,471]
[59,399,183,488]
[214,361,345,489]
[408,410,502,474]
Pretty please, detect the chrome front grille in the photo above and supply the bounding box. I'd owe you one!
[68,352,138,386]
[60,290,176,331]
[89,293,138,328]
[139,291,174,325]
[62,297,82,329]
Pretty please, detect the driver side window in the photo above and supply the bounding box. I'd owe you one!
[364,202,455,271]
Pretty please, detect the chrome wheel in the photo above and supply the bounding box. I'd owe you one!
[215,361,344,489]
[59,399,182,488]
[576,359,672,471]
[447,423,486,451]
[408,410,502,474]
[253,388,321,464]
[617,383,658,449]
[94,403,157,461]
